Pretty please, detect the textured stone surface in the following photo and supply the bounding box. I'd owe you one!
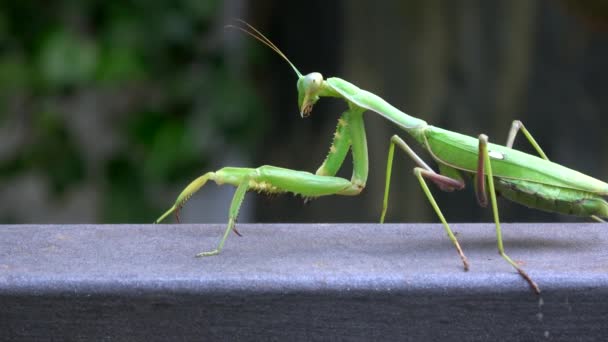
[1,223,608,341]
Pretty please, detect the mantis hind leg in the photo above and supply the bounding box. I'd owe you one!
[478,134,541,294]
[156,165,359,257]
[505,121,603,223]
[381,134,469,271]
[506,120,549,160]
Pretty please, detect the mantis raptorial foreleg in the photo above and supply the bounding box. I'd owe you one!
[157,165,363,255]
[197,178,249,257]
[315,111,352,177]
[157,107,369,256]
[380,135,469,271]
[314,106,368,187]
[477,134,541,294]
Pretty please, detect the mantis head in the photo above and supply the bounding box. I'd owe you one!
[228,20,325,118]
[297,72,324,117]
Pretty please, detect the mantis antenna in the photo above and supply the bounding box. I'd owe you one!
[226,19,303,78]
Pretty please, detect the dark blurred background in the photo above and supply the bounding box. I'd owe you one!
[1,0,607,224]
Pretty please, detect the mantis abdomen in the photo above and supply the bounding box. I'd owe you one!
[496,178,608,217]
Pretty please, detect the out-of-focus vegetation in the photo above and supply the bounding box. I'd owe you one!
[0,1,264,222]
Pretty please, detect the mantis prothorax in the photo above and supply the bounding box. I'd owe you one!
[156,21,608,295]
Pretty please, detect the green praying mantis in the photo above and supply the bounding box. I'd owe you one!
[156,21,608,294]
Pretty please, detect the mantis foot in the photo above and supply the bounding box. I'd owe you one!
[461,255,470,272]
[517,269,541,295]
[196,249,219,257]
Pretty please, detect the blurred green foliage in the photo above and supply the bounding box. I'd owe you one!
[0,0,265,222]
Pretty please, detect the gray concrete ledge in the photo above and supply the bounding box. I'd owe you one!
[1,223,608,341]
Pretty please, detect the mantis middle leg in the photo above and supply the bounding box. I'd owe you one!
[380,135,469,271]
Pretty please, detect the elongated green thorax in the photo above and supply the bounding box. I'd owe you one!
[297,74,428,143]
[323,77,427,134]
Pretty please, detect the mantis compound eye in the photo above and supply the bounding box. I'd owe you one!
[306,72,324,89]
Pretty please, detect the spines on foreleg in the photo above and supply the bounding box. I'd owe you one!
[316,113,352,177]
[155,172,215,223]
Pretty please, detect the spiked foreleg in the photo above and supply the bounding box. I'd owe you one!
[315,106,368,193]
[196,178,249,257]
[156,165,362,256]
[156,172,216,224]
[315,111,352,177]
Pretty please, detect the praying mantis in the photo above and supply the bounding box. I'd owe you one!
[156,21,608,294]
